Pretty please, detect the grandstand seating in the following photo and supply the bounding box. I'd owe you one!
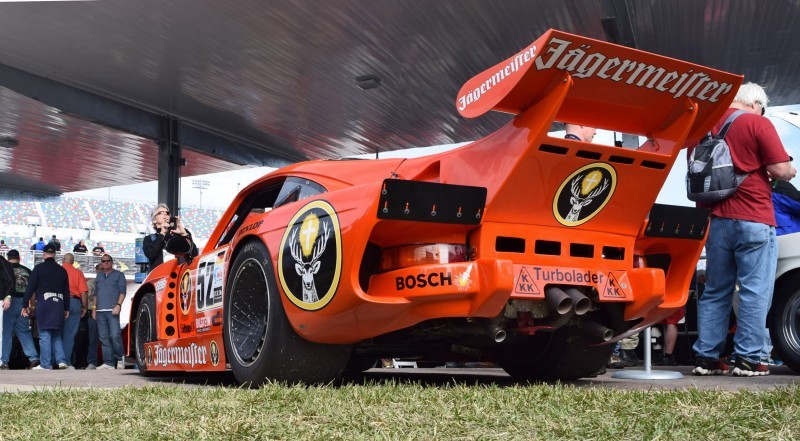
[1,197,223,259]
[40,197,89,230]
[0,200,37,225]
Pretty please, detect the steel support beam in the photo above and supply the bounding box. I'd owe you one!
[157,116,183,215]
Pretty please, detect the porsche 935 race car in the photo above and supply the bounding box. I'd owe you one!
[126,29,743,385]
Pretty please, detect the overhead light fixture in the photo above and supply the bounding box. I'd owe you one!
[0,136,19,149]
[356,74,381,90]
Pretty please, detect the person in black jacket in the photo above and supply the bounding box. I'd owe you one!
[72,239,88,254]
[22,244,70,370]
[1,250,40,369]
[142,203,197,269]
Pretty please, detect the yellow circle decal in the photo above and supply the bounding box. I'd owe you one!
[210,340,220,366]
[553,163,617,226]
[277,200,342,311]
[179,269,192,315]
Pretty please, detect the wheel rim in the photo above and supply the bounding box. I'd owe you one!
[227,257,270,367]
[135,299,153,366]
[780,289,800,354]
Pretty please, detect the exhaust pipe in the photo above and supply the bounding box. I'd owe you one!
[564,287,591,316]
[483,317,507,343]
[579,320,614,342]
[545,286,573,315]
[487,325,507,343]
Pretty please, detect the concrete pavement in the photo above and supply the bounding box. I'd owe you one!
[0,364,798,392]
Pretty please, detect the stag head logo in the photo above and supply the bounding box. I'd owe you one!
[554,163,617,226]
[566,171,609,222]
[288,213,329,303]
[279,200,342,311]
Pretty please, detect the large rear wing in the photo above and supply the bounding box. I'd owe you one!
[456,29,743,147]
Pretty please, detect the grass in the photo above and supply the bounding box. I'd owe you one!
[1,382,799,440]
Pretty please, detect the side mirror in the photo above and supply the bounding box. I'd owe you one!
[165,236,195,264]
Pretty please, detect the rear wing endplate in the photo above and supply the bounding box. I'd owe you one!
[456,29,743,146]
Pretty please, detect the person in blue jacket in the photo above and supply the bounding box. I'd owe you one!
[22,244,70,369]
[772,179,800,236]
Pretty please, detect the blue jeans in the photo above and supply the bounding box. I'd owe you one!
[87,314,99,366]
[39,328,67,369]
[1,297,39,364]
[693,217,777,364]
[61,297,83,366]
[96,311,123,367]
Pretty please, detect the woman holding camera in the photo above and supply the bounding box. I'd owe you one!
[142,203,196,269]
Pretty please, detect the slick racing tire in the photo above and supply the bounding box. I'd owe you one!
[223,240,351,387]
[769,273,800,373]
[497,325,613,381]
[134,292,157,376]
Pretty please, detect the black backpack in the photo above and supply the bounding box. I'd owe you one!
[686,110,748,203]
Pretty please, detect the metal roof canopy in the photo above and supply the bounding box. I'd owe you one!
[2,0,800,200]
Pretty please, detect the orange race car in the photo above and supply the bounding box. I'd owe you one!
[126,29,743,385]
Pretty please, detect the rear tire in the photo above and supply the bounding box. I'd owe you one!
[134,293,156,376]
[497,326,613,381]
[770,274,800,372]
[223,240,351,387]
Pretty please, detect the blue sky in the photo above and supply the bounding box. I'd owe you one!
[69,104,800,210]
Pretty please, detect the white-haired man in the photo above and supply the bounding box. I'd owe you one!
[692,82,796,377]
[142,203,195,269]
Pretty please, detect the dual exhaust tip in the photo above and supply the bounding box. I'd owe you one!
[486,286,613,343]
[545,286,613,341]
[546,286,591,316]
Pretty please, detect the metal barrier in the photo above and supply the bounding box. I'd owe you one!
[1,249,140,279]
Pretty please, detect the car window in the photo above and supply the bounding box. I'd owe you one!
[216,177,326,247]
[274,177,326,209]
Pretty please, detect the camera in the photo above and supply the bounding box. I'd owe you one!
[167,215,177,230]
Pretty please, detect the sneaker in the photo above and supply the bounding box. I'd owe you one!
[661,353,677,366]
[762,357,784,367]
[0,363,9,370]
[86,363,97,370]
[731,358,770,377]
[57,362,75,370]
[607,354,625,369]
[588,367,607,377]
[96,363,115,370]
[620,349,643,367]
[117,360,125,370]
[32,365,47,370]
[692,356,730,376]
[29,359,40,369]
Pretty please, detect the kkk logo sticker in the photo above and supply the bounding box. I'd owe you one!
[553,163,617,226]
[179,269,192,316]
[278,200,342,311]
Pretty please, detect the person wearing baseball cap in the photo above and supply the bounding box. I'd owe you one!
[22,244,71,369]
[1,249,40,369]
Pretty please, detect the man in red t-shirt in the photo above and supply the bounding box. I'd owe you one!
[691,82,796,377]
